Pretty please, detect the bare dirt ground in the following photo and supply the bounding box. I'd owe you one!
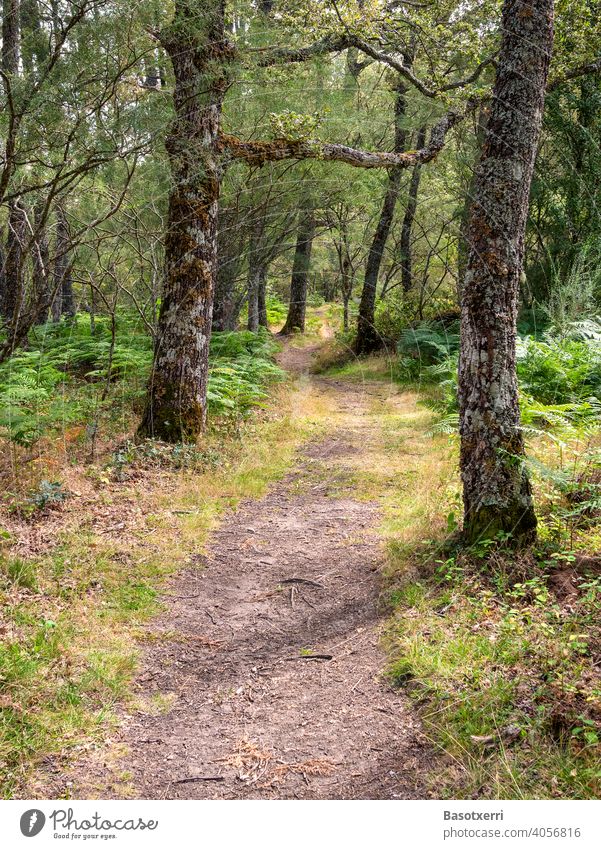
[54,334,432,800]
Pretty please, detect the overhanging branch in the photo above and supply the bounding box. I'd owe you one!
[221,103,471,169]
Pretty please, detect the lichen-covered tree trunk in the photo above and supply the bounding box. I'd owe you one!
[280,204,315,335]
[355,78,408,354]
[137,0,231,442]
[400,125,426,293]
[457,107,489,298]
[458,0,554,545]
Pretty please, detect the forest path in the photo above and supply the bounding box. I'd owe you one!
[71,336,434,799]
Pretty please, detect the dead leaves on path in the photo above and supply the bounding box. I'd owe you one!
[218,737,337,788]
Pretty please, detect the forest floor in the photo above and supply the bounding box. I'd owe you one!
[27,318,449,800]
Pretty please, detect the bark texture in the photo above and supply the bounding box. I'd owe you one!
[280,204,315,335]
[258,273,268,328]
[222,105,463,171]
[1,200,26,323]
[247,215,267,332]
[1,0,20,75]
[138,0,232,442]
[400,125,426,293]
[32,202,51,324]
[52,204,75,319]
[356,78,408,354]
[212,206,244,332]
[458,0,554,545]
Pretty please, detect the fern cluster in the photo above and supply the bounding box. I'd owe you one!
[0,317,285,448]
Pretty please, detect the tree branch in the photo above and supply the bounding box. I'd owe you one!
[254,33,495,99]
[548,56,601,91]
[221,103,470,169]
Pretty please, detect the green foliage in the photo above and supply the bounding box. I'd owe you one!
[517,334,601,405]
[398,319,601,443]
[385,544,601,798]
[265,295,288,325]
[0,317,285,449]
[207,329,285,417]
[395,321,460,382]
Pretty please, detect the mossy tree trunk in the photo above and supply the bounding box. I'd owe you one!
[1,200,26,325]
[280,203,315,335]
[138,0,232,442]
[458,0,554,546]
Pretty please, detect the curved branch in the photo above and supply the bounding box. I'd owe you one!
[548,56,601,91]
[221,103,471,169]
[254,33,496,99]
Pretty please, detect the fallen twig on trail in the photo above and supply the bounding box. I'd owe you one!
[280,578,324,588]
[287,654,333,661]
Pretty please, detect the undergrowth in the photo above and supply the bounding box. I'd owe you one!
[0,314,284,450]
[384,539,601,799]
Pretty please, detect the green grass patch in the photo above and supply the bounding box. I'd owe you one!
[384,544,601,799]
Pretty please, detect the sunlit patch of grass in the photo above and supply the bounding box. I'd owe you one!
[324,353,398,383]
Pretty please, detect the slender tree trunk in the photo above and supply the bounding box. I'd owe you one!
[280,204,315,335]
[247,216,266,332]
[0,240,5,314]
[458,0,553,546]
[258,268,268,328]
[32,202,51,324]
[212,207,243,332]
[138,0,231,442]
[54,204,75,318]
[1,201,26,323]
[356,77,408,354]
[1,0,23,327]
[400,125,426,293]
[247,266,262,331]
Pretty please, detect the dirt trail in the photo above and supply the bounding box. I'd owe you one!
[64,337,431,799]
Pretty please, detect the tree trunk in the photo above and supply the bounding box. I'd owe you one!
[280,204,315,335]
[1,200,26,324]
[458,0,553,546]
[212,207,243,332]
[137,0,231,442]
[400,125,426,293]
[247,266,261,332]
[457,107,489,299]
[55,204,75,318]
[2,0,20,75]
[247,216,266,332]
[356,77,408,354]
[258,269,268,328]
[32,202,51,324]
